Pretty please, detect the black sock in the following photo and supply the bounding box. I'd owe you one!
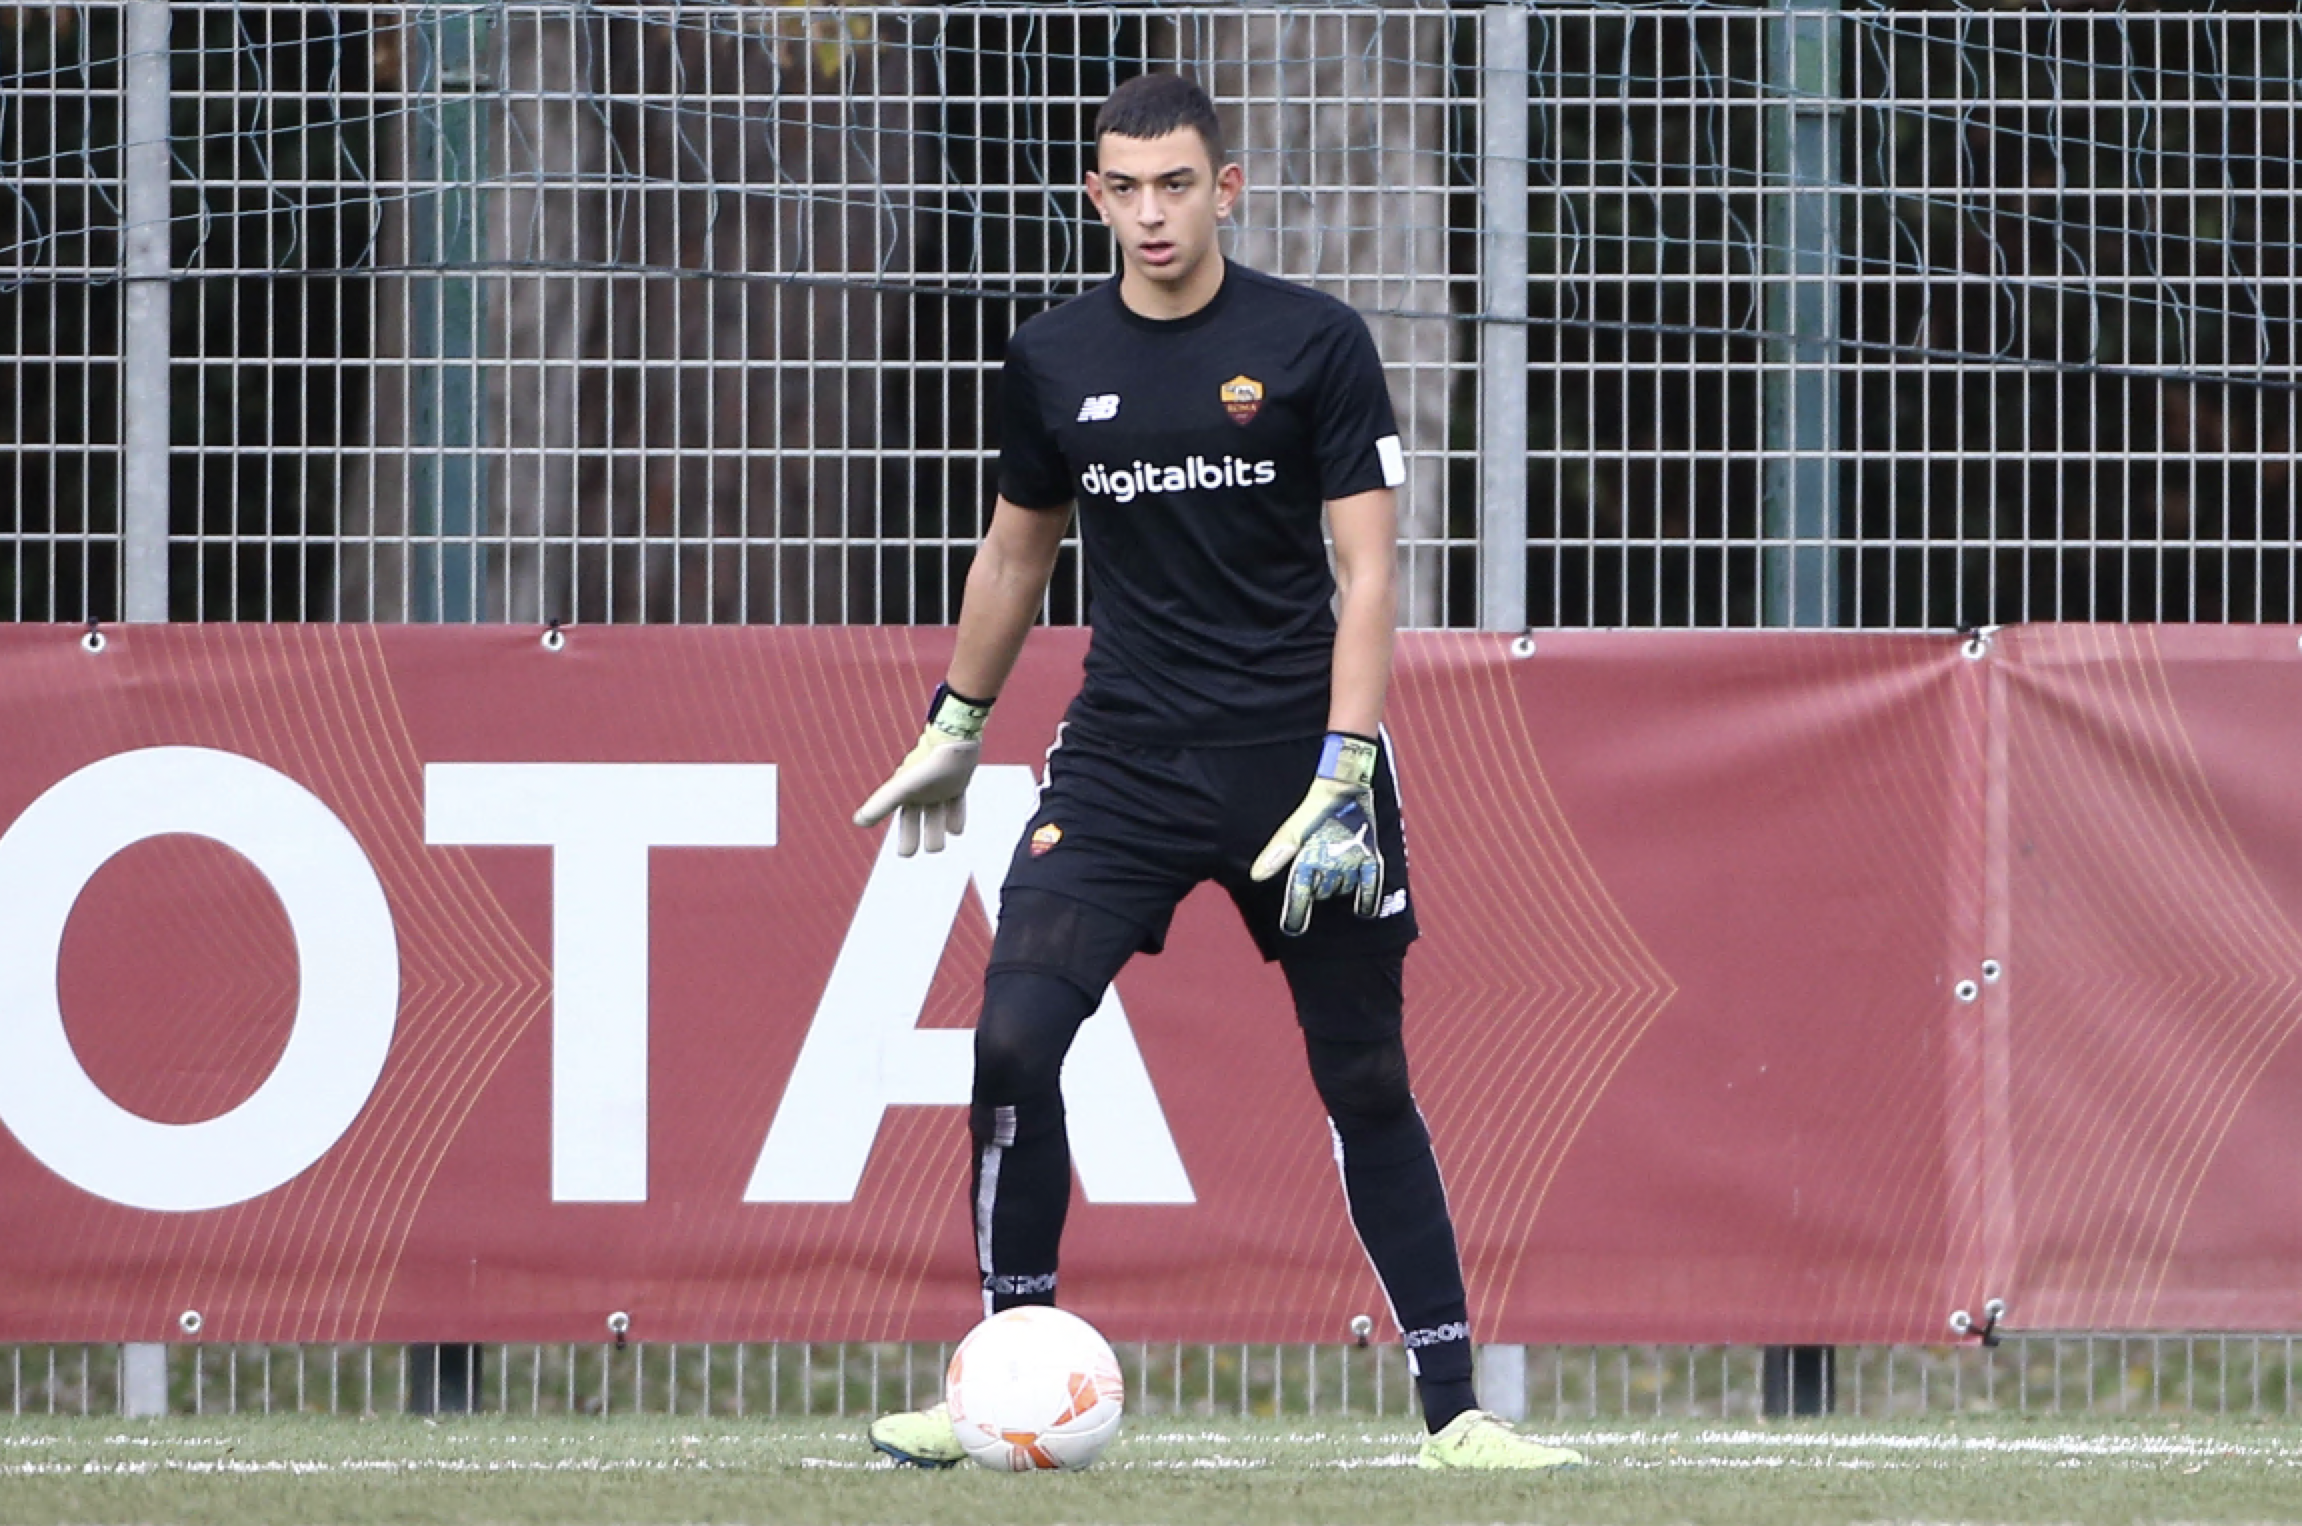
[969,1092,1070,1310]
[1330,1108,1479,1433]
[1418,1375,1478,1433]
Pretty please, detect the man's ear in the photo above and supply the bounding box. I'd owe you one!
[1215,161,1245,219]
[1085,170,1110,223]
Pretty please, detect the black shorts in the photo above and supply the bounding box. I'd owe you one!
[989,724,1421,991]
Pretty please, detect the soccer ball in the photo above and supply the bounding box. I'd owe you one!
[944,1306,1125,1472]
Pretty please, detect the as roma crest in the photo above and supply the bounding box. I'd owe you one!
[1220,374,1264,426]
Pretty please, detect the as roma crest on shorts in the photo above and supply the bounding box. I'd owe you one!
[1030,822,1063,857]
[1219,374,1264,426]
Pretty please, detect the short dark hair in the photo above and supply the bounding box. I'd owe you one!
[1095,74,1227,169]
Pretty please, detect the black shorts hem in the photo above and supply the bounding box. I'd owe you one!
[1247,911,1420,966]
[987,885,1165,1000]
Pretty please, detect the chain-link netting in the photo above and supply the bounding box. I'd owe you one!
[2,4,2295,626]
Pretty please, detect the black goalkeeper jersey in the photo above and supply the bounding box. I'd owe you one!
[996,263,1406,745]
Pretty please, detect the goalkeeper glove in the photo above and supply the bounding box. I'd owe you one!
[852,683,993,857]
[1249,732,1384,938]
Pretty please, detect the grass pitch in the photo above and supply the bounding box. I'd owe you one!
[4,1413,2300,1525]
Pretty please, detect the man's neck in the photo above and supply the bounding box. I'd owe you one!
[1119,254,1227,322]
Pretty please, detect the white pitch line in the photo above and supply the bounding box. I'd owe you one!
[10,1427,2298,1481]
[94,1435,235,1448]
[2,1458,730,1479]
[1549,1429,2302,1461]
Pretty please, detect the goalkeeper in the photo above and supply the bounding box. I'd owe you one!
[854,73,1580,1473]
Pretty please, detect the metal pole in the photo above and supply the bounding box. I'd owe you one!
[1762,1344,1834,1416]
[407,1,493,1407]
[1760,0,1842,627]
[408,2,492,623]
[1478,2,1531,634]
[120,0,171,624]
[1759,0,1842,1401]
[1476,1,1533,1404]
[119,1341,168,1418]
[1478,1341,1528,1423]
[119,0,172,1405]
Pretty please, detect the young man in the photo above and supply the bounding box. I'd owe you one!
[853,74,1581,1471]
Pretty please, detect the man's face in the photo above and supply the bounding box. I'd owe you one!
[1085,128,1242,300]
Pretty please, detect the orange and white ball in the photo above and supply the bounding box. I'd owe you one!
[944,1306,1125,1471]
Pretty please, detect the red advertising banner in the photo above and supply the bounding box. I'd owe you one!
[1993,625,2302,1334]
[0,624,2299,1345]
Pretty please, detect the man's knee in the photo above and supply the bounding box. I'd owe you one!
[1304,1032,1420,1137]
[971,968,1096,1110]
[1285,947,1424,1155]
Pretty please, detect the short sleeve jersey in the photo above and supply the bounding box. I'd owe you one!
[997,264,1405,745]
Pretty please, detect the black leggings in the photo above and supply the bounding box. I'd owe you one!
[967,941,1477,1427]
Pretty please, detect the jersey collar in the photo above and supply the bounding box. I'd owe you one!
[1107,260,1238,334]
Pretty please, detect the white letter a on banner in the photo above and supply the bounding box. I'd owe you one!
[745,766,1194,1205]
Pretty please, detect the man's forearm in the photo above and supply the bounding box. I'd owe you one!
[947,501,1068,701]
[1327,567,1396,738]
[1324,487,1398,738]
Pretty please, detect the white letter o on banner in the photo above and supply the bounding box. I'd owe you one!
[0,746,399,1212]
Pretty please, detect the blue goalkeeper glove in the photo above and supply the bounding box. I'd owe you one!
[1249,732,1384,938]
[852,683,993,856]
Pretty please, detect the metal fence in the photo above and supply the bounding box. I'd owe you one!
[3,3,2294,629]
[9,1337,2302,1420]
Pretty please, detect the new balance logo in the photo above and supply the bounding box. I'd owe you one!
[1378,888,1409,919]
[1076,394,1121,423]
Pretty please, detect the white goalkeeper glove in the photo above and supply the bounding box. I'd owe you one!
[852,683,994,857]
[1249,732,1384,938]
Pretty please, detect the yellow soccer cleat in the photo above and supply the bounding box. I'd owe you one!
[1417,1408,1587,1471]
[868,1399,967,1469]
